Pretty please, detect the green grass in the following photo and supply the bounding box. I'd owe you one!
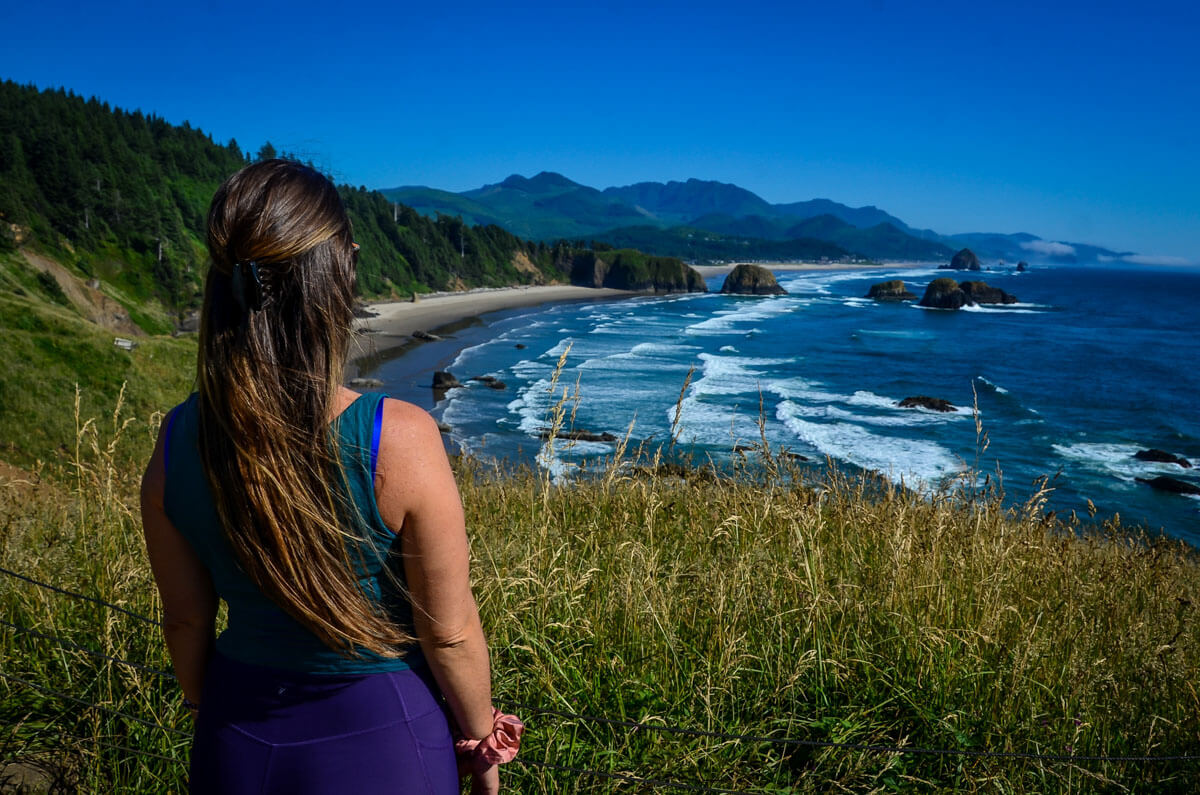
[0,288,194,473]
[1,384,1198,792]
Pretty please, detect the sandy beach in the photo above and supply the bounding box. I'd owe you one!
[347,284,634,381]
[345,263,917,389]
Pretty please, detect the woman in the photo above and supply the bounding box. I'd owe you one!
[140,159,520,794]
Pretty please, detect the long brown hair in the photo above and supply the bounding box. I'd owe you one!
[198,158,411,657]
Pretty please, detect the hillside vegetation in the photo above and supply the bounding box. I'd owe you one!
[1,384,1198,792]
[0,81,641,327]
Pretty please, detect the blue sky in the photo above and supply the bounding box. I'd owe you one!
[2,0,1197,260]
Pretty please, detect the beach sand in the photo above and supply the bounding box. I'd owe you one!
[346,285,633,386]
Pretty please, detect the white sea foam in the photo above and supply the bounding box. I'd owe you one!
[782,398,968,427]
[1051,441,1196,482]
[666,394,786,449]
[777,401,963,487]
[959,304,1043,314]
[690,353,794,396]
[719,345,739,353]
[683,297,800,336]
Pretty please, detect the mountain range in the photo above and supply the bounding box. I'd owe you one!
[382,173,1131,265]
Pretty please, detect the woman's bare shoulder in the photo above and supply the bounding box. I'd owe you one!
[374,398,459,527]
[377,399,447,471]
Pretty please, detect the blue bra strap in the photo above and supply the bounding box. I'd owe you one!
[163,406,180,472]
[370,396,385,480]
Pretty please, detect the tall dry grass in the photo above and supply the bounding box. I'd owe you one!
[2,385,1198,793]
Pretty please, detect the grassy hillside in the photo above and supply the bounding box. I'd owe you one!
[2,385,1197,792]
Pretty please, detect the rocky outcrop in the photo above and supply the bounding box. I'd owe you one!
[899,396,956,412]
[568,249,706,293]
[539,429,618,442]
[919,278,1017,309]
[960,281,1018,304]
[431,371,461,389]
[1137,475,1200,496]
[349,377,383,388]
[940,248,981,271]
[1016,261,1029,272]
[865,280,916,301]
[470,375,507,390]
[720,264,787,295]
[1135,449,1192,468]
[919,277,969,309]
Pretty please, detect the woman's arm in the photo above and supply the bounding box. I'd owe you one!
[140,411,217,708]
[374,399,497,782]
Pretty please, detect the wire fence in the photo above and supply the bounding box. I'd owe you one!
[2,563,1198,794]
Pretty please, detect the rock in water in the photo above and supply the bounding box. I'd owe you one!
[431,371,461,389]
[865,280,917,301]
[899,396,957,412]
[1134,449,1192,468]
[940,248,981,271]
[919,277,969,309]
[720,264,787,295]
[919,278,1017,308]
[1137,475,1200,496]
[539,429,618,442]
[1016,261,1029,272]
[960,281,1019,304]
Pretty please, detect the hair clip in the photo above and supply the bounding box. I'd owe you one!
[231,261,264,312]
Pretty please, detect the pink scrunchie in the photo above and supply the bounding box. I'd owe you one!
[454,708,525,775]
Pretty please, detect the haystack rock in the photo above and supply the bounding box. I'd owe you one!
[720,264,787,295]
[865,280,917,301]
[1016,261,1029,272]
[940,248,982,271]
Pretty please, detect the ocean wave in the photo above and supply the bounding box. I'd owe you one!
[690,352,795,397]
[777,401,963,487]
[959,304,1043,314]
[666,394,785,449]
[683,297,801,335]
[974,375,1010,394]
[1051,441,1196,482]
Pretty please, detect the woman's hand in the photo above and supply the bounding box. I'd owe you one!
[470,765,500,795]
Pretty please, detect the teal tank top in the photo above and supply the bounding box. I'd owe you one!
[163,392,421,674]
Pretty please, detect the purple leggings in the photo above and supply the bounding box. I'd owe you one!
[189,652,459,794]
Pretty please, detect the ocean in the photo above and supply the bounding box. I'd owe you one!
[368,264,1200,545]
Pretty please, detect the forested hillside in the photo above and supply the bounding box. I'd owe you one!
[0,81,587,331]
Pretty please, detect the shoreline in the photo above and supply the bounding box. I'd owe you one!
[344,262,923,393]
[346,284,634,382]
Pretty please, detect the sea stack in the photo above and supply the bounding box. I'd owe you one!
[866,280,917,301]
[919,278,1017,309]
[941,248,982,271]
[720,264,787,295]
